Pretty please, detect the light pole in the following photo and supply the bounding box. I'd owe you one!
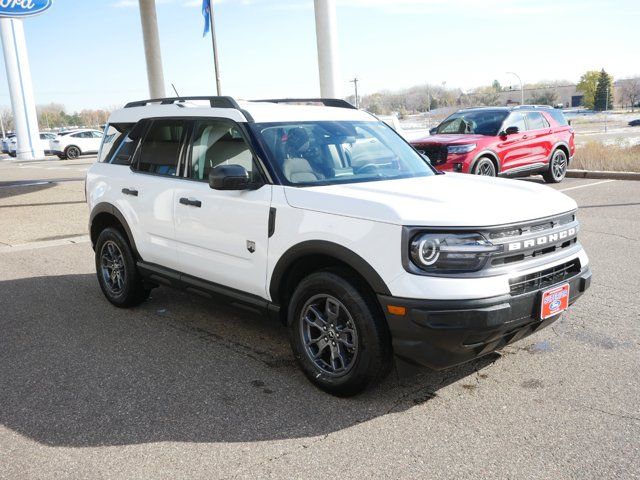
[506,71,523,105]
[138,0,166,98]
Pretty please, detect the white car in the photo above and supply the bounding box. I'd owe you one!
[86,96,591,396]
[2,134,15,154]
[8,132,56,157]
[51,128,103,159]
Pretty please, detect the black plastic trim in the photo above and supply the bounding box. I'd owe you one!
[379,266,591,369]
[268,207,276,238]
[137,261,279,317]
[89,202,141,259]
[269,240,392,300]
[124,96,242,110]
[252,98,357,109]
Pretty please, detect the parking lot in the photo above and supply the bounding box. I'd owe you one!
[0,157,638,479]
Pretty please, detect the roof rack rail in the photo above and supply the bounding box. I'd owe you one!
[124,96,241,109]
[512,104,552,109]
[252,98,357,110]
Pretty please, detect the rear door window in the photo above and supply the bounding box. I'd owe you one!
[525,112,549,130]
[134,119,187,176]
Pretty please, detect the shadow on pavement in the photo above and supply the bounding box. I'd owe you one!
[0,273,498,447]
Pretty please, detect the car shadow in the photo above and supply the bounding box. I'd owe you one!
[0,273,500,447]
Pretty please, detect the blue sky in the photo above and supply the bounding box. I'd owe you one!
[0,0,638,112]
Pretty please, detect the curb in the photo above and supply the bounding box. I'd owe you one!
[567,170,640,181]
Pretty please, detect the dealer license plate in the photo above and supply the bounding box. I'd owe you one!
[540,283,570,320]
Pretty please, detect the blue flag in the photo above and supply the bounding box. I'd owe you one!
[202,0,210,37]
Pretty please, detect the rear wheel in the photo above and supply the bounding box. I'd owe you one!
[543,149,567,183]
[65,145,80,159]
[95,227,150,308]
[473,157,496,176]
[288,270,392,396]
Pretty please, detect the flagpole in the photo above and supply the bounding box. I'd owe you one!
[208,0,222,96]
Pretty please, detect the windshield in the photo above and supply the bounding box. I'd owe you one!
[436,110,508,136]
[250,121,434,186]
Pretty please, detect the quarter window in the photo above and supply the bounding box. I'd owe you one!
[98,123,135,164]
[136,119,186,176]
[188,120,256,181]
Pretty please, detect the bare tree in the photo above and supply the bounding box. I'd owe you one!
[619,77,640,111]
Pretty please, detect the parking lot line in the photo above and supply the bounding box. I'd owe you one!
[559,180,616,192]
[0,235,90,253]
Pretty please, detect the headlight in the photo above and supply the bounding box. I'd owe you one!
[447,143,476,155]
[409,232,501,272]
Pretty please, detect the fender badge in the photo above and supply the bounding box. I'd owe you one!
[246,240,256,253]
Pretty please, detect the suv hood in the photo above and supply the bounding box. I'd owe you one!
[283,174,577,227]
[416,134,487,145]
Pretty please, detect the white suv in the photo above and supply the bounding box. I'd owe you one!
[86,97,591,396]
[52,129,103,159]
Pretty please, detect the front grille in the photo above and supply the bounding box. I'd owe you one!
[486,213,579,267]
[418,145,448,165]
[509,259,581,295]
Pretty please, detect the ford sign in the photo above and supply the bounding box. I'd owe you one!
[0,0,52,17]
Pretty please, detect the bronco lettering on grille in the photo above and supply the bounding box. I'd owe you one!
[507,227,576,252]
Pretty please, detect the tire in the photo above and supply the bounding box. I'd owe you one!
[543,149,568,183]
[473,157,497,176]
[95,227,150,308]
[65,145,81,159]
[288,270,393,396]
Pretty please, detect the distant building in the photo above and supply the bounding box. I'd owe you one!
[497,85,583,108]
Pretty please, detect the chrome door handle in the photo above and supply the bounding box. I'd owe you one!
[179,197,202,208]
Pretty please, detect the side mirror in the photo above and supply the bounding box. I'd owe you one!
[429,127,437,135]
[504,126,519,136]
[209,164,251,190]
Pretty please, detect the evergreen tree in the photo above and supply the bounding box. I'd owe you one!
[594,69,614,111]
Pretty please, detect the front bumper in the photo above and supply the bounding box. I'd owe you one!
[378,266,591,369]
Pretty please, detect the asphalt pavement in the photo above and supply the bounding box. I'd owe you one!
[0,159,638,479]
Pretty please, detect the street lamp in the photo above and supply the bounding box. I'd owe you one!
[506,71,523,105]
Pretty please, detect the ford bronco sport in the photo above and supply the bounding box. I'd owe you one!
[87,97,591,396]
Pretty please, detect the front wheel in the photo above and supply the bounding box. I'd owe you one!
[95,227,150,308]
[543,149,567,183]
[288,270,392,396]
[473,157,496,176]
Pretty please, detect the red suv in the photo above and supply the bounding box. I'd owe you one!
[411,106,575,183]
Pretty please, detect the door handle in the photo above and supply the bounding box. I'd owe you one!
[122,188,138,196]
[179,197,202,208]
[522,135,530,140]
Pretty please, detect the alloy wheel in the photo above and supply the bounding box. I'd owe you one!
[299,294,359,377]
[100,240,126,296]
[476,160,495,176]
[552,151,567,180]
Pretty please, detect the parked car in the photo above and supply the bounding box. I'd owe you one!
[411,106,575,183]
[8,132,56,157]
[1,133,15,154]
[628,119,640,127]
[86,96,591,396]
[51,128,103,159]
